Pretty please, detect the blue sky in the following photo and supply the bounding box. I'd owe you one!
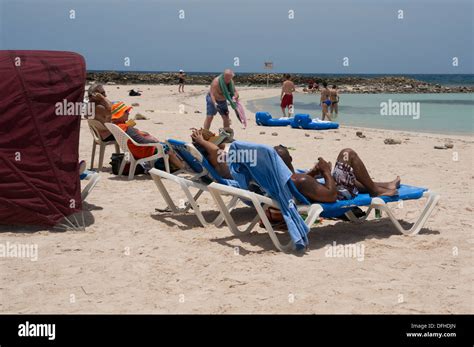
[1,0,473,74]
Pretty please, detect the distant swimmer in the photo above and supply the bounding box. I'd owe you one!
[329,85,339,117]
[280,74,296,117]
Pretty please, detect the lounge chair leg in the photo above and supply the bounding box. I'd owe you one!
[118,155,127,176]
[164,154,170,173]
[208,187,248,235]
[98,144,105,171]
[304,205,324,227]
[370,192,440,236]
[212,196,239,226]
[128,160,137,180]
[254,201,294,252]
[90,142,96,170]
[151,173,180,213]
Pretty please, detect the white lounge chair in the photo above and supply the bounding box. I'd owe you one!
[149,139,239,227]
[80,170,101,202]
[207,182,440,252]
[87,119,120,171]
[105,123,170,180]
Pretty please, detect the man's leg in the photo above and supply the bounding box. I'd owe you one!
[281,107,287,117]
[337,148,398,196]
[169,151,185,170]
[322,104,328,120]
[221,114,230,128]
[204,116,213,130]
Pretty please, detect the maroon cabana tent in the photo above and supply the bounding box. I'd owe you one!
[0,50,86,227]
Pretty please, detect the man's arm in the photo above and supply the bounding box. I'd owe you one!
[93,105,111,123]
[298,158,337,202]
[209,80,219,106]
[294,174,337,203]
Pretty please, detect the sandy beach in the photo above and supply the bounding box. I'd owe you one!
[1,84,472,314]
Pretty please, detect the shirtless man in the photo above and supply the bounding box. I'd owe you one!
[204,69,239,130]
[280,74,296,116]
[274,145,400,203]
[329,85,339,117]
[190,128,232,179]
[88,84,114,141]
[320,82,332,121]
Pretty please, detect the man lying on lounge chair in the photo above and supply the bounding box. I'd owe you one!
[190,128,234,179]
[274,145,400,203]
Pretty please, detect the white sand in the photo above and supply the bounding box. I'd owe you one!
[1,85,472,313]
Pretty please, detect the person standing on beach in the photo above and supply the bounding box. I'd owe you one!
[178,69,185,93]
[204,69,239,130]
[280,74,296,116]
[329,85,339,117]
[320,81,332,120]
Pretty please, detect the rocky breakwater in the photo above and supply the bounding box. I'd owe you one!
[86,72,473,93]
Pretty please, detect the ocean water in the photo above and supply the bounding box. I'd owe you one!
[246,93,474,135]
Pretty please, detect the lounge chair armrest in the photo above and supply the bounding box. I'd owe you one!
[133,142,164,147]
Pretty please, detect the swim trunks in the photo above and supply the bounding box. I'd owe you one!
[206,93,229,116]
[332,161,358,200]
[280,94,293,108]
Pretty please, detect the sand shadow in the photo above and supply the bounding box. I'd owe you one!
[108,174,151,181]
[0,208,98,234]
[209,218,440,255]
[150,206,256,231]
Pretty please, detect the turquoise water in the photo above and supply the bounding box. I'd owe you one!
[246,93,474,135]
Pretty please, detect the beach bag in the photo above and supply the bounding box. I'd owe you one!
[110,153,145,176]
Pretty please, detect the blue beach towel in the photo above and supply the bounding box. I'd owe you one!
[228,141,309,250]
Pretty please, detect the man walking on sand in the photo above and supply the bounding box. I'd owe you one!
[280,74,296,117]
[204,69,239,130]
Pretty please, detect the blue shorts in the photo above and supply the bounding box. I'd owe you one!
[206,93,229,116]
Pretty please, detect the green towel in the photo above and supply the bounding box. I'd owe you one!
[218,74,237,110]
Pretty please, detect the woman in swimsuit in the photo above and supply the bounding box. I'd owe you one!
[320,82,332,120]
[329,85,339,117]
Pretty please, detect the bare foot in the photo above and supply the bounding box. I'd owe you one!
[388,176,401,189]
[376,186,398,197]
